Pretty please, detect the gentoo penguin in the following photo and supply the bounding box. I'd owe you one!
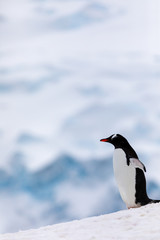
[100,134,160,209]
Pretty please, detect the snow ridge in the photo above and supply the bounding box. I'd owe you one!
[1,203,160,240]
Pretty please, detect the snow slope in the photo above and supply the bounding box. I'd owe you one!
[1,203,160,240]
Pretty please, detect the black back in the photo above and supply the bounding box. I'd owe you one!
[135,168,150,205]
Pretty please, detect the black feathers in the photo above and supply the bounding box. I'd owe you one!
[135,168,150,206]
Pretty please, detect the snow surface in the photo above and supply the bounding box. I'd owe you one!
[1,203,160,240]
[1,0,160,234]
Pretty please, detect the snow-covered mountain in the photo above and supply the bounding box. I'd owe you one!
[1,203,160,240]
[0,0,160,234]
[0,155,159,233]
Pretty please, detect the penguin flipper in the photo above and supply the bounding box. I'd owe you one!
[130,158,146,172]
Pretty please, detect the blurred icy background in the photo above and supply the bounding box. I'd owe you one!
[0,0,160,234]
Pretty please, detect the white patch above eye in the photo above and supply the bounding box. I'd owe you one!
[111,134,117,139]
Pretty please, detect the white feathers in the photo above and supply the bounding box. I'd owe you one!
[111,134,117,139]
[113,149,137,208]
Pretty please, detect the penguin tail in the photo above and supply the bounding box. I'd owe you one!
[149,199,160,203]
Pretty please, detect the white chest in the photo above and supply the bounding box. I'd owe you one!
[113,148,137,208]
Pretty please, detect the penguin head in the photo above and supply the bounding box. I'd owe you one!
[100,134,129,148]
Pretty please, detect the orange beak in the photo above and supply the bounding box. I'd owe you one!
[100,138,109,142]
